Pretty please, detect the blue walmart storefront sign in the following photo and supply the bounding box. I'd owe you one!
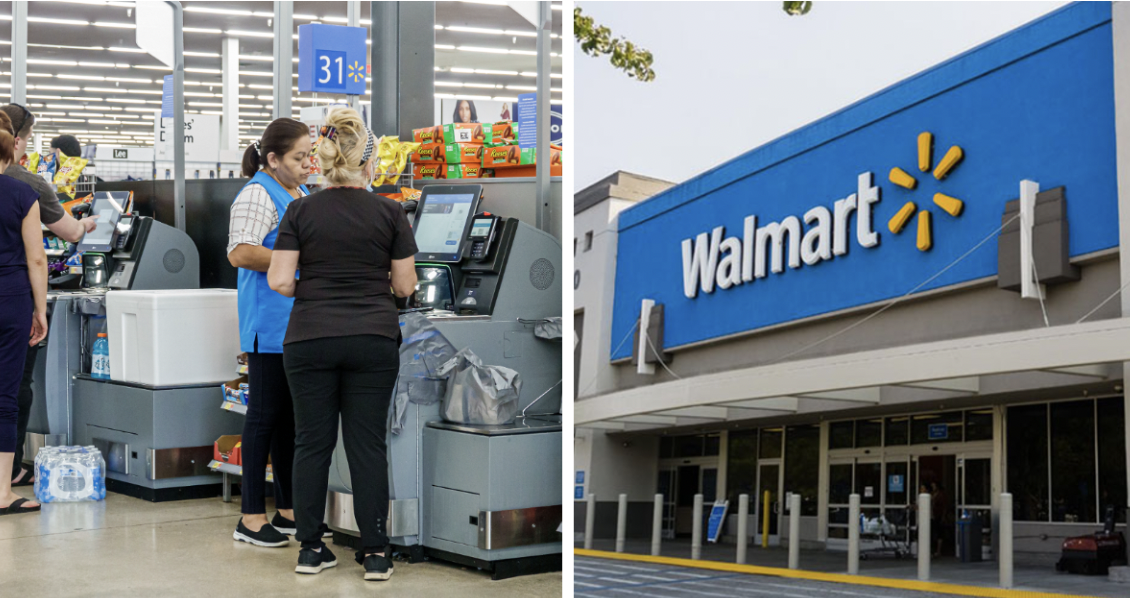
[611,3,1119,361]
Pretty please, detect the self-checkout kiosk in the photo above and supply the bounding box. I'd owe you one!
[26,192,241,501]
[325,185,563,578]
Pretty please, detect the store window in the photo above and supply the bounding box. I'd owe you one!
[726,430,758,506]
[965,409,993,442]
[659,436,674,459]
[885,416,909,446]
[784,424,820,516]
[856,418,883,448]
[854,462,882,504]
[705,434,721,457]
[1098,398,1127,522]
[760,427,783,459]
[886,461,909,506]
[1050,400,1096,523]
[910,411,963,444]
[1007,403,1049,521]
[829,464,852,505]
[829,421,853,450]
[674,435,704,458]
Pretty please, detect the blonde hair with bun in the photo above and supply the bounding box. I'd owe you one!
[317,107,375,186]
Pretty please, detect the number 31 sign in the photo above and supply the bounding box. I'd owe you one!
[298,24,367,95]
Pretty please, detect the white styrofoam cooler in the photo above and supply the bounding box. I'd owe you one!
[106,289,239,386]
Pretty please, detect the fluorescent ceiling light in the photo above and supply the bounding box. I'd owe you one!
[186,68,222,74]
[184,28,223,35]
[32,85,82,91]
[133,65,172,71]
[29,17,89,26]
[226,30,275,39]
[109,47,147,53]
[76,62,116,69]
[239,71,273,77]
[29,59,78,66]
[184,7,255,17]
[238,55,274,62]
[93,22,135,29]
[185,51,221,58]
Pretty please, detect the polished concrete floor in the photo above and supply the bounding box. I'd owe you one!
[0,487,561,597]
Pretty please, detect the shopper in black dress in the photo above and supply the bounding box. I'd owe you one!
[268,107,417,581]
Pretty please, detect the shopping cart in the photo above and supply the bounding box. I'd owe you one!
[860,507,915,560]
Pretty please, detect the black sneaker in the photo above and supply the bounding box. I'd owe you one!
[356,552,394,581]
[233,519,289,547]
[296,546,338,575]
[271,513,296,535]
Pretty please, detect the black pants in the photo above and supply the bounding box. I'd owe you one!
[0,293,31,454]
[285,334,397,552]
[240,347,295,515]
[12,343,38,478]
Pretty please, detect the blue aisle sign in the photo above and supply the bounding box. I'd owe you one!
[298,24,368,95]
[161,75,173,118]
[576,471,585,484]
[513,99,564,145]
[575,485,584,499]
[706,500,729,543]
[517,93,537,150]
[928,423,948,440]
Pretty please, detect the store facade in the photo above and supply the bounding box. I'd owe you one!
[575,2,1130,562]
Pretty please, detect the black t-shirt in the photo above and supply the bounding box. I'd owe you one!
[275,187,418,345]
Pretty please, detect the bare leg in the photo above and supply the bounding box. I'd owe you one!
[0,452,40,509]
[278,508,294,520]
[241,513,270,532]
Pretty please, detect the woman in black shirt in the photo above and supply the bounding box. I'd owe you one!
[268,108,417,581]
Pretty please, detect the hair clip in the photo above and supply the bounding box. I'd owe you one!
[359,127,375,166]
[319,125,337,141]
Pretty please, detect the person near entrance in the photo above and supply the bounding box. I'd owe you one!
[227,118,312,547]
[931,481,950,558]
[0,104,98,488]
[267,108,418,581]
[0,110,48,515]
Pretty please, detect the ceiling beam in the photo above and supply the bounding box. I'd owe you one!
[796,388,882,403]
[896,376,980,393]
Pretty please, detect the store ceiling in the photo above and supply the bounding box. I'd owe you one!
[0,0,562,148]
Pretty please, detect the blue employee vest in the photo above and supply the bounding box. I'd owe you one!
[236,171,309,354]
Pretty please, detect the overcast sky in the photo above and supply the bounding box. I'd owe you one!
[575,1,1070,190]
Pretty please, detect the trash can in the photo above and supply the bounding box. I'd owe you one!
[958,511,983,563]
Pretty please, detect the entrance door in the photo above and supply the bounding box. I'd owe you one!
[675,465,700,536]
[756,461,782,544]
[917,455,957,557]
[958,454,993,559]
[657,468,677,539]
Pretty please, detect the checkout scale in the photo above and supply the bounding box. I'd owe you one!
[24,192,236,501]
[325,185,563,578]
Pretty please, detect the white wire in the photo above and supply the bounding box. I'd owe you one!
[1075,278,1130,324]
[644,330,682,380]
[767,212,1021,367]
[1030,257,1050,327]
[576,320,639,397]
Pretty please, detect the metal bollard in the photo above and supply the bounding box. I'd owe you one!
[616,493,628,553]
[584,493,595,550]
[918,493,931,581]
[692,493,704,560]
[1000,493,1013,589]
[652,493,663,556]
[737,493,750,564]
[788,494,801,569]
[848,493,860,575]
[762,490,771,548]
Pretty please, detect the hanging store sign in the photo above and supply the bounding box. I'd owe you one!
[609,3,1119,360]
[297,24,368,95]
[153,112,220,163]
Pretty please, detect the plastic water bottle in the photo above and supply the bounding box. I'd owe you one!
[92,333,110,380]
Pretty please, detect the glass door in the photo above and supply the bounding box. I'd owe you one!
[657,467,677,539]
[675,465,700,536]
[827,459,853,540]
[756,461,782,545]
[958,453,993,559]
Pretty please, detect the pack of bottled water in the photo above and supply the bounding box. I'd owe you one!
[34,445,107,503]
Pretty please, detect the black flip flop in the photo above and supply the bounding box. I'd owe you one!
[11,469,34,487]
[0,498,41,516]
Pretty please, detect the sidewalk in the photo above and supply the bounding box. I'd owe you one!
[575,538,1128,598]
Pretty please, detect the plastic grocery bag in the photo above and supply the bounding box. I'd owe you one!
[391,313,458,434]
[34,446,107,503]
[533,317,562,340]
[436,347,522,425]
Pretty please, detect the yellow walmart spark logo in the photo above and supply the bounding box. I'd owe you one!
[347,60,365,83]
[886,132,965,251]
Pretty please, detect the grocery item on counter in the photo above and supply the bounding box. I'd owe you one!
[485,121,519,147]
[441,122,485,144]
[412,125,444,144]
[34,446,107,503]
[54,156,89,198]
[482,144,562,169]
[92,333,111,380]
[374,136,421,186]
[37,152,57,185]
[414,164,445,180]
[22,152,41,174]
[409,142,445,164]
[490,163,563,178]
[443,143,484,164]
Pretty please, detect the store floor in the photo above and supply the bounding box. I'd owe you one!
[0,487,561,597]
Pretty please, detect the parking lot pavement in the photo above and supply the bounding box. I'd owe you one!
[574,556,971,598]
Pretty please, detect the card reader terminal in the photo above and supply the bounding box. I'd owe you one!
[468,213,500,260]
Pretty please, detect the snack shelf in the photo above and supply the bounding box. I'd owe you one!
[210,460,274,503]
[221,399,247,415]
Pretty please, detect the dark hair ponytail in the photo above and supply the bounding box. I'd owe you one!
[241,117,309,178]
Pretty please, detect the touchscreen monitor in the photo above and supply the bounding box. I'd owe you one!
[76,193,126,253]
[413,185,482,263]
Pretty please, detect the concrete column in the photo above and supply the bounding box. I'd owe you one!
[1111,0,1130,540]
[736,493,749,564]
[534,0,552,232]
[615,493,627,553]
[584,493,595,550]
[272,1,293,121]
[651,493,663,556]
[847,493,860,575]
[691,493,703,560]
[347,0,361,112]
[788,494,800,569]
[221,37,239,151]
[1000,493,1013,589]
[11,1,26,105]
[918,493,931,581]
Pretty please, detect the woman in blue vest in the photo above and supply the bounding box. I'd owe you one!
[226,118,311,547]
